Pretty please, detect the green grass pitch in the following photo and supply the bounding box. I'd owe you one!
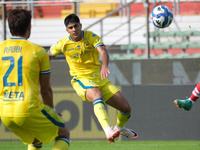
[0,141,199,150]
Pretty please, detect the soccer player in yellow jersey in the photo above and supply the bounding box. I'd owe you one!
[48,14,138,143]
[0,9,70,150]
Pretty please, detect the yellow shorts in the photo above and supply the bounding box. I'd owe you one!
[1,105,65,145]
[71,74,119,102]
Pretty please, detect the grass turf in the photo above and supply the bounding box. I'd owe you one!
[0,141,199,150]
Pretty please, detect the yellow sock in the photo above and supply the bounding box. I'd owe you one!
[28,142,42,150]
[52,137,70,150]
[116,111,131,128]
[93,98,109,129]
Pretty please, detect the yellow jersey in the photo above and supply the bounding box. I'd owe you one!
[49,30,104,76]
[0,37,51,117]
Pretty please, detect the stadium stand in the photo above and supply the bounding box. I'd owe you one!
[61,3,118,18]
[1,0,200,60]
[122,29,200,59]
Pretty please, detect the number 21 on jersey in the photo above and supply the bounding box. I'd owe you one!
[2,56,23,87]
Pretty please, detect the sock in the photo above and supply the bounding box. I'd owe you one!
[104,125,113,137]
[114,124,123,131]
[116,111,131,128]
[93,98,109,129]
[189,82,200,102]
[188,99,195,105]
[28,142,42,150]
[52,137,70,150]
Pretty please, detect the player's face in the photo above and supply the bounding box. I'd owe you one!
[66,22,82,42]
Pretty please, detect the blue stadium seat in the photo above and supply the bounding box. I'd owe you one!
[171,53,190,58]
[120,45,129,50]
[159,30,179,37]
[187,43,200,49]
[152,53,173,59]
[121,53,138,60]
[171,41,194,49]
[109,53,122,60]
[143,31,160,38]
[154,42,176,49]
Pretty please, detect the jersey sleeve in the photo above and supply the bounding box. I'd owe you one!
[37,47,51,75]
[88,31,104,49]
[49,40,63,57]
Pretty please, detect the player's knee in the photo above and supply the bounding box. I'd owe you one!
[65,128,70,139]
[121,103,131,113]
[126,105,131,113]
[58,126,70,139]
[86,88,103,102]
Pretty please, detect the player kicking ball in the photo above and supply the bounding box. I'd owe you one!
[48,14,138,143]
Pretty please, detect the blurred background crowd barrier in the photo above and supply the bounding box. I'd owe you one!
[1,0,200,59]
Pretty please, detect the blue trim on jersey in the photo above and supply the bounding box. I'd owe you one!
[81,30,84,39]
[73,78,94,89]
[69,36,72,41]
[95,43,104,49]
[93,98,104,105]
[49,49,54,56]
[11,37,26,40]
[41,109,65,127]
[56,137,71,146]
[40,70,51,75]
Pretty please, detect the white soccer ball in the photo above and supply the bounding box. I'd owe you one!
[150,5,173,28]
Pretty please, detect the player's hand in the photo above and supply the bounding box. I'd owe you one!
[101,66,110,80]
[57,112,63,116]
[57,111,63,116]
[53,108,63,116]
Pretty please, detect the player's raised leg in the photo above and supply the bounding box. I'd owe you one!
[106,91,138,140]
[87,88,120,143]
[174,82,200,111]
[174,99,194,111]
[93,98,120,143]
[114,111,138,140]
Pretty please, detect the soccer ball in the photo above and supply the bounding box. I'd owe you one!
[150,5,173,28]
